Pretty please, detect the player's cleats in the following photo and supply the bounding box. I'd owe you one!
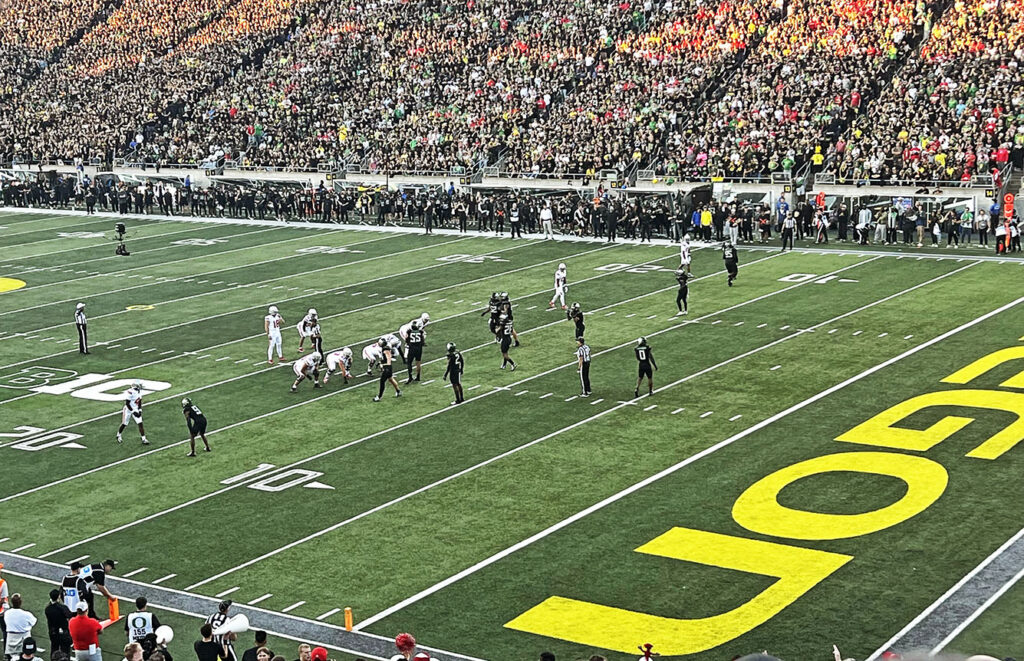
[187,452,196,457]
[290,386,297,393]
[500,363,505,369]
[268,359,274,364]
[313,383,322,388]
[116,433,122,444]
[395,390,402,397]
[141,437,150,445]
[373,396,381,402]
[547,301,554,308]
[514,340,521,347]
[510,363,517,371]
[298,347,304,352]
[561,305,567,310]
[634,389,640,397]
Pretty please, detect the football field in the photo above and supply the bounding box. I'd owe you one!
[2,209,1023,661]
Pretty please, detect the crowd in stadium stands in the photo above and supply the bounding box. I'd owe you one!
[834,0,1024,184]
[0,0,1022,183]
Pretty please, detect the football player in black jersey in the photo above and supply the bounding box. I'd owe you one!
[722,240,739,286]
[567,302,585,337]
[482,292,501,337]
[674,269,692,315]
[634,337,657,397]
[443,342,465,405]
[373,338,402,401]
[182,398,210,457]
[497,313,517,371]
[497,292,520,346]
[405,320,426,384]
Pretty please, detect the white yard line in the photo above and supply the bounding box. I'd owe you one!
[930,563,1024,655]
[3,225,222,263]
[354,265,1010,630]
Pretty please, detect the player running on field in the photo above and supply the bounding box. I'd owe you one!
[634,337,657,397]
[373,339,402,401]
[444,342,465,405]
[265,305,284,364]
[117,381,149,445]
[182,398,210,456]
[290,351,322,392]
[323,347,353,384]
[548,263,568,310]
[679,232,692,274]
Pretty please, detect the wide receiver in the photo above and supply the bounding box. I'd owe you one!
[265,305,284,364]
[116,381,149,445]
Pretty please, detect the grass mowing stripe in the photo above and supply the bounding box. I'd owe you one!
[0,216,178,246]
[29,246,694,549]
[0,234,473,367]
[0,216,127,239]
[866,523,1024,660]
[354,263,1016,632]
[0,236,560,412]
[2,225,290,293]
[1,224,225,262]
[0,231,403,336]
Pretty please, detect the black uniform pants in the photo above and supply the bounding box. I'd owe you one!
[579,362,591,394]
[76,323,88,353]
[781,228,794,250]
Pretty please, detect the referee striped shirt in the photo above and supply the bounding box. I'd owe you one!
[575,343,591,362]
[75,309,87,325]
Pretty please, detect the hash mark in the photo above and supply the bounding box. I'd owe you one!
[436,298,447,303]
[733,321,744,326]
[526,305,537,311]
[590,398,604,405]
[605,311,616,316]
[757,323,767,328]
[367,293,378,298]
[700,411,713,418]
[152,573,177,585]
[852,330,863,336]
[420,379,435,386]
[316,608,341,621]
[11,544,34,554]
[905,335,914,340]
[123,346,138,351]
[712,320,722,325]
[729,414,743,421]
[160,350,175,355]
[770,365,781,371]
[878,332,888,338]
[234,358,249,364]
[646,315,657,319]
[141,348,157,353]
[453,300,463,304]
[643,404,657,411]
[282,601,305,613]
[828,329,839,334]
[626,313,636,318]
[247,594,273,605]
[123,568,148,577]
[539,392,553,399]
[215,357,232,362]
[671,407,684,414]
[780,325,790,330]
[565,396,578,402]
[515,390,529,396]
[467,384,481,391]
[215,587,240,598]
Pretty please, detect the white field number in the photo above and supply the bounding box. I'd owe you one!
[296,246,366,255]
[595,263,675,274]
[171,238,227,246]
[1,426,86,451]
[436,254,509,264]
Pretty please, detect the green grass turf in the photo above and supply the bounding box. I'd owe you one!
[3,210,1024,660]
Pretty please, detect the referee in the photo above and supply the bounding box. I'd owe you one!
[74,303,89,354]
[575,337,592,397]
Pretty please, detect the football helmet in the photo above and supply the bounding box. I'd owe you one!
[674,269,684,277]
[637,337,647,347]
[411,320,420,331]
[308,308,318,316]
[500,292,508,300]
[491,291,499,300]
[131,381,142,390]
[268,305,279,315]
[557,263,566,271]
[340,346,352,359]
[420,312,430,324]
[446,342,456,353]
[378,337,388,347]
[571,302,580,311]
[181,397,192,408]
[309,351,322,363]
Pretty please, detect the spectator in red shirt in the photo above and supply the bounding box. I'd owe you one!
[68,603,103,661]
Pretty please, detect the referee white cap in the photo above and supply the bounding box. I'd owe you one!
[76,302,85,309]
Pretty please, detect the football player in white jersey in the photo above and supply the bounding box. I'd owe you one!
[548,263,568,310]
[679,232,692,274]
[362,342,383,375]
[264,305,285,363]
[323,347,353,385]
[296,308,317,352]
[290,351,322,392]
[382,332,403,361]
[116,381,149,445]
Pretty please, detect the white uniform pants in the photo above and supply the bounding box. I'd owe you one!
[550,286,565,307]
[268,332,282,359]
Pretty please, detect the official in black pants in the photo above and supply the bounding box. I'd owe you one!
[74,302,89,354]
[575,337,592,396]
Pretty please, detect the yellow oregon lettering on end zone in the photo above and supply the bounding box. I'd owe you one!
[835,389,1024,460]
[941,345,1024,389]
[504,527,851,656]
[732,452,947,540]
[0,278,27,293]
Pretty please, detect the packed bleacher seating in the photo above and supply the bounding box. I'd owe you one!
[0,0,1022,183]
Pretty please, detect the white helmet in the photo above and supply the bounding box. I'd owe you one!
[307,308,317,316]
[268,305,278,315]
[420,312,430,324]
[131,381,142,390]
[558,263,566,271]
[309,351,322,362]
[340,346,352,359]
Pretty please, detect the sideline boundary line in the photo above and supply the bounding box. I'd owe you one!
[354,263,1014,631]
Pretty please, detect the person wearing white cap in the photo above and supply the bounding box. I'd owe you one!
[74,303,89,354]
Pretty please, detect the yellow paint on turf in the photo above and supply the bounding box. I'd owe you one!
[0,277,26,293]
[125,305,155,310]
